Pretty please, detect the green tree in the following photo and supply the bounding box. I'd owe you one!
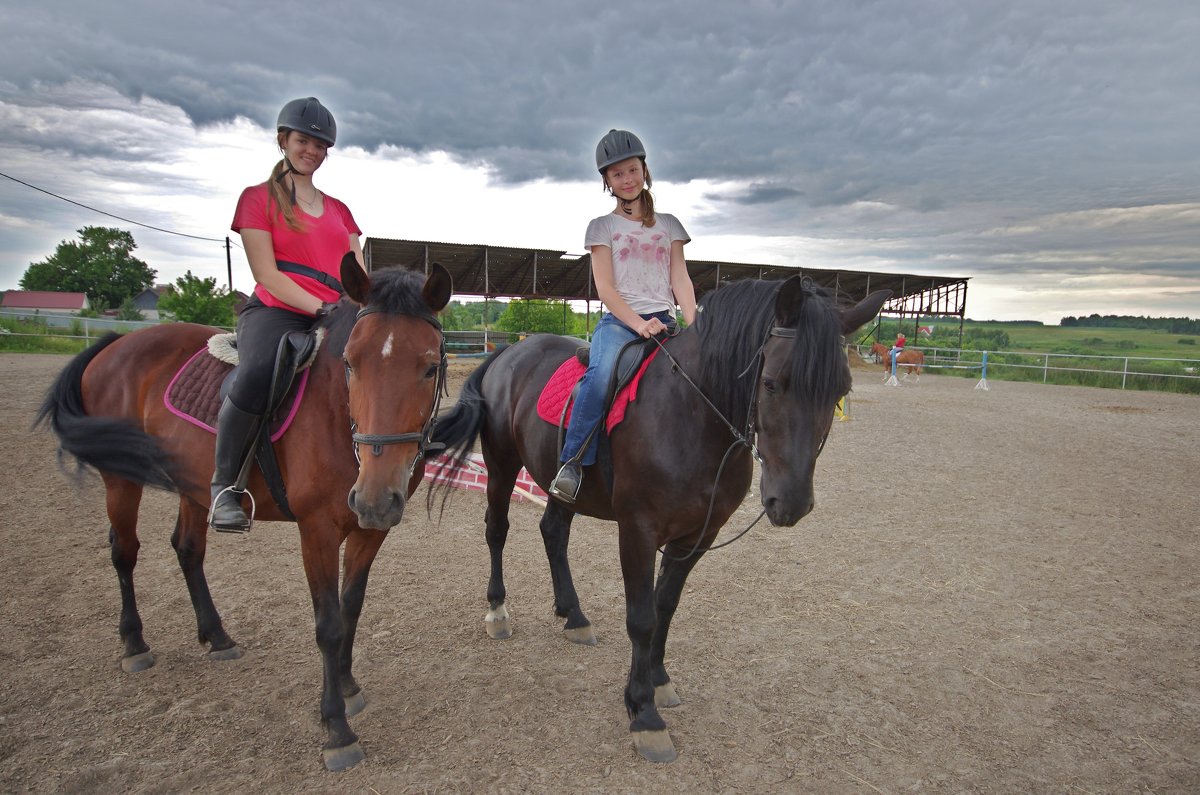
[116,297,145,321]
[496,299,579,335]
[157,271,237,327]
[20,226,156,310]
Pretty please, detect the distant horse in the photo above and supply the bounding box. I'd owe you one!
[36,256,451,771]
[870,341,925,377]
[428,278,889,762]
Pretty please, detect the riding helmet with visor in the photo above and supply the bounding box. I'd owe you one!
[595,129,645,173]
[277,97,337,147]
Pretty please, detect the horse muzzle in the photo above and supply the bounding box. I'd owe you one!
[347,485,406,530]
[761,478,815,527]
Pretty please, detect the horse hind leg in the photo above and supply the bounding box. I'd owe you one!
[102,475,155,673]
[172,497,242,661]
[539,500,595,645]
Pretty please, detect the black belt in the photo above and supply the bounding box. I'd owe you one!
[276,260,345,295]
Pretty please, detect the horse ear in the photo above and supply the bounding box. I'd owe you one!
[341,252,370,305]
[774,276,806,326]
[840,290,891,334]
[422,263,453,313]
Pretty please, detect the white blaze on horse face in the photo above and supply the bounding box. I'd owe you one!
[380,332,395,359]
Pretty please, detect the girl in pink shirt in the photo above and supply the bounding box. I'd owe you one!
[210,97,365,532]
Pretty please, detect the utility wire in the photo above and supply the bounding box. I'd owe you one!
[0,169,226,243]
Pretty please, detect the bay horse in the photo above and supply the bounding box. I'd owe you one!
[428,277,889,762]
[35,255,451,771]
[870,341,925,377]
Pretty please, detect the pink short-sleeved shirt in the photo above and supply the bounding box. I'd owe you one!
[231,183,362,311]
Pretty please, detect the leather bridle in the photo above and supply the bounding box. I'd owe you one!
[344,305,447,471]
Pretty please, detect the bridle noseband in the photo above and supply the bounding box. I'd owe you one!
[345,305,448,471]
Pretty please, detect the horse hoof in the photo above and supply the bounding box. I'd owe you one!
[120,651,156,673]
[484,605,512,640]
[321,740,365,772]
[207,645,244,662]
[655,681,681,708]
[563,624,597,646]
[344,690,367,717]
[632,729,677,763]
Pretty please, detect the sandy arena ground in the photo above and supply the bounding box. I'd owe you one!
[0,352,1196,793]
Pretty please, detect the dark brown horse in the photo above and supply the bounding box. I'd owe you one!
[428,277,889,762]
[36,255,451,771]
[870,341,925,377]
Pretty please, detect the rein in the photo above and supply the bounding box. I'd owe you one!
[345,305,448,472]
[649,321,802,561]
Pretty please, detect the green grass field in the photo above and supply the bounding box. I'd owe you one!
[958,321,1198,360]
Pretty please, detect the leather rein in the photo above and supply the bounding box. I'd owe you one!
[649,320,827,560]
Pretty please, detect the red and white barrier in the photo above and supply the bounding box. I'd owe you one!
[423,452,548,505]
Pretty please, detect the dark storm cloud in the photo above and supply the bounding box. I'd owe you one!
[1,0,1197,315]
[6,1,1197,205]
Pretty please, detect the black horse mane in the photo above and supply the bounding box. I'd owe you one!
[321,267,438,357]
[691,278,852,420]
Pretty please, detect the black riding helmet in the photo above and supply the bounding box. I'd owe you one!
[277,97,336,147]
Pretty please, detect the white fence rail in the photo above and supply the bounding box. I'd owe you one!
[854,344,1200,392]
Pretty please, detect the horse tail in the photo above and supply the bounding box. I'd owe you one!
[424,350,503,508]
[428,350,500,464]
[35,333,183,492]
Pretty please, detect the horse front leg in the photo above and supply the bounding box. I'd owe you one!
[299,530,363,772]
[649,540,709,710]
[103,475,154,673]
[172,497,242,661]
[618,527,676,763]
[337,527,388,717]
[539,500,594,645]
[482,464,519,639]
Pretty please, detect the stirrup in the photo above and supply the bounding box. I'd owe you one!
[209,485,257,534]
[548,463,582,504]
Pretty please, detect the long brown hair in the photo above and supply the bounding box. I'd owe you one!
[268,131,305,232]
[603,158,656,228]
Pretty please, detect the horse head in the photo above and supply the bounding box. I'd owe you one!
[755,280,890,526]
[338,253,452,530]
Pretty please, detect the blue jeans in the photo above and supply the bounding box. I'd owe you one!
[560,311,671,466]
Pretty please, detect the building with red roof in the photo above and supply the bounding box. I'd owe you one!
[1,290,91,315]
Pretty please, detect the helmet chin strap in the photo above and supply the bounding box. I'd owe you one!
[276,155,314,206]
[616,188,643,215]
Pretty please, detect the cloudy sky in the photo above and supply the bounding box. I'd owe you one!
[2,0,1197,323]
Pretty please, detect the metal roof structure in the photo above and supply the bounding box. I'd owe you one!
[364,237,970,333]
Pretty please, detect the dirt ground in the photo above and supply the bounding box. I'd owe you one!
[1,351,1196,794]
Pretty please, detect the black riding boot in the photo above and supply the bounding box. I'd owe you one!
[209,398,263,533]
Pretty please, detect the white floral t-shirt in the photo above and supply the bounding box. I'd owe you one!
[584,212,690,315]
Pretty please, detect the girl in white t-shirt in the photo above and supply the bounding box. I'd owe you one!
[548,129,698,503]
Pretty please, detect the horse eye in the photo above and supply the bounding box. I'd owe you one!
[762,377,777,394]
[424,364,439,379]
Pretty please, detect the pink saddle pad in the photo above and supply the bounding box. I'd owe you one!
[535,349,659,433]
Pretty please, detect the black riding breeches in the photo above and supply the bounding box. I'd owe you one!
[229,295,316,415]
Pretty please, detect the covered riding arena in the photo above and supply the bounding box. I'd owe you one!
[363,237,971,343]
[2,349,1196,791]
